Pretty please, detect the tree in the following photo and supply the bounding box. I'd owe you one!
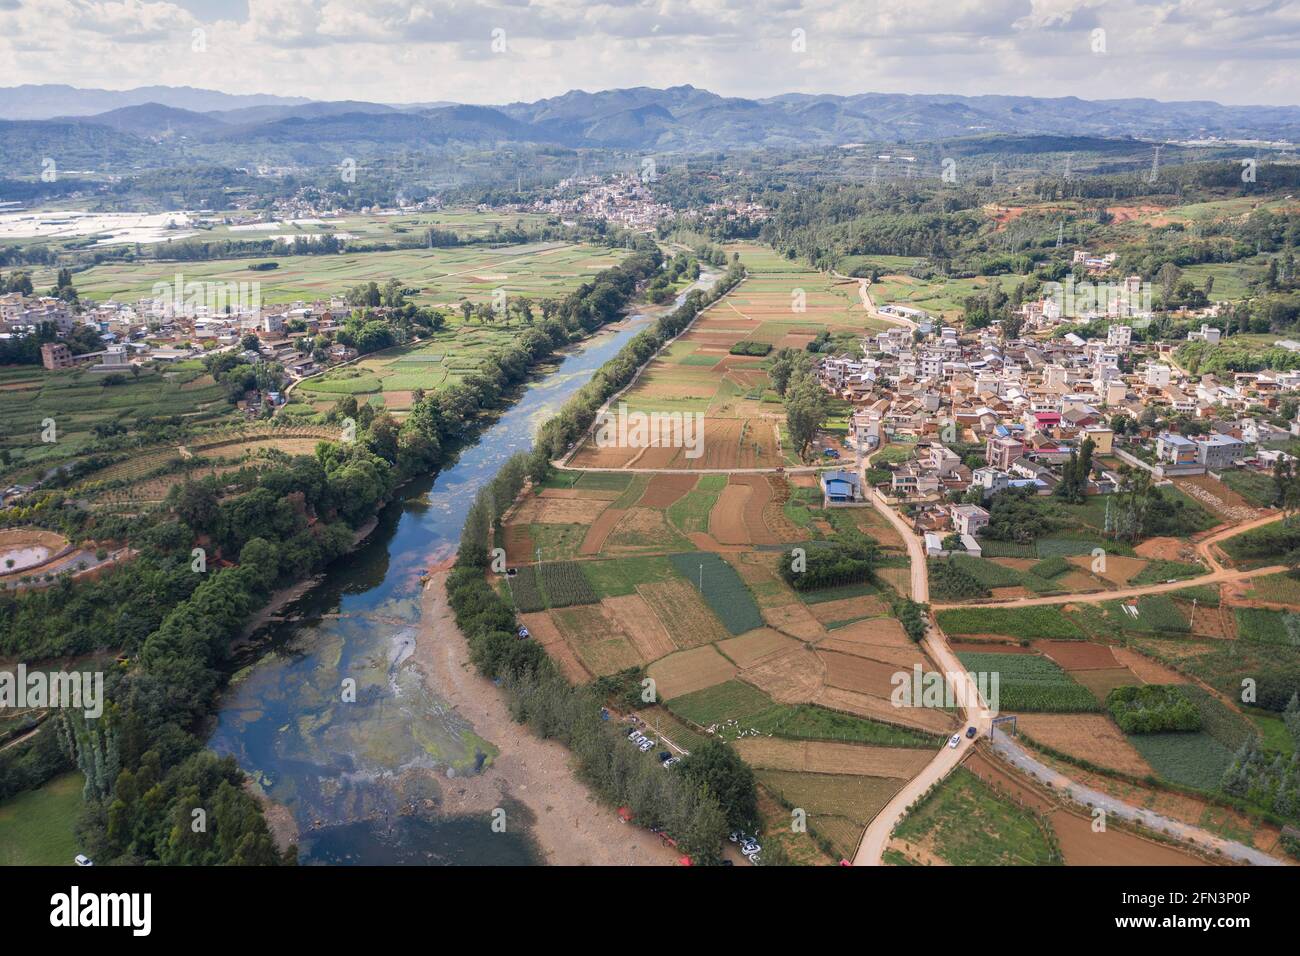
[676,739,759,832]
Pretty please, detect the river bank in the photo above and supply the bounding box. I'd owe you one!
[415,569,677,866]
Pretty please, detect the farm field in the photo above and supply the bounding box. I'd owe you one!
[68,241,627,307]
[568,245,886,471]
[893,766,1060,866]
[0,361,234,483]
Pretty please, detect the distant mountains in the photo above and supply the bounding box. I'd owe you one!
[3,83,1299,156]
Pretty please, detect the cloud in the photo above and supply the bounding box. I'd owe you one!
[0,0,1295,106]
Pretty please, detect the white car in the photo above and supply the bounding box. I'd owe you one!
[948,734,961,749]
[74,854,93,867]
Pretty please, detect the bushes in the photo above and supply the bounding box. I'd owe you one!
[728,341,771,356]
[778,541,877,593]
[895,598,928,642]
[1108,685,1202,733]
[928,558,991,600]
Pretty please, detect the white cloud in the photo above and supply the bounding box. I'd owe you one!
[0,0,1295,105]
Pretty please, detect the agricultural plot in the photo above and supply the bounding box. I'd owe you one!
[936,607,1084,640]
[568,253,883,470]
[956,652,1100,712]
[506,561,598,612]
[72,241,626,307]
[1016,714,1154,776]
[1234,608,1300,646]
[757,769,905,859]
[0,363,233,483]
[893,768,1060,866]
[667,552,764,635]
[1124,687,1255,792]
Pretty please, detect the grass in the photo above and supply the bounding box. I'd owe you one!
[1127,732,1237,791]
[1129,560,1206,587]
[666,679,776,727]
[949,555,1022,588]
[936,606,1084,640]
[0,772,84,866]
[894,767,1060,865]
[743,704,942,747]
[956,652,1101,713]
[1235,608,1300,646]
[579,555,677,598]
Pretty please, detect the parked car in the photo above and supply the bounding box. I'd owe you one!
[729,831,742,843]
[658,751,672,762]
[948,734,961,749]
[638,740,654,753]
[74,855,93,867]
[516,626,530,640]
[662,757,680,769]
[965,726,977,739]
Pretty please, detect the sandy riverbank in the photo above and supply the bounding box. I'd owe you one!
[414,570,677,866]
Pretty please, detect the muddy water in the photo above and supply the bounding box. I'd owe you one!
[208,287,706,865]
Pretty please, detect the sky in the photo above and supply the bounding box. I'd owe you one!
[0,0,1297,107]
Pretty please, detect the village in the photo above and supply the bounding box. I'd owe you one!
[813,258,1299,557]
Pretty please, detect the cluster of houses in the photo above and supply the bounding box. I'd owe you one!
[812,299,1300,546]
[20,291,362,383]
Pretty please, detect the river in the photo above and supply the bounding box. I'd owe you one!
[208,282,706,865]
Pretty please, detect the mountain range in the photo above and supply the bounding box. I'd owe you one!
[2,83,1299,156]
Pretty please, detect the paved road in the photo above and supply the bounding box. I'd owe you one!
[853,462,993,866]
[989,734,1284,866]
[853,453,1283,866]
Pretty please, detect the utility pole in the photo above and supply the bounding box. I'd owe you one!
[699,562,704,592]
[1189,597,1197,630]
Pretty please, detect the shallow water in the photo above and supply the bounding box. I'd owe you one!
[208,291,699,865]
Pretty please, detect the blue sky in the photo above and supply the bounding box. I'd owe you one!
[1,0,1297,107]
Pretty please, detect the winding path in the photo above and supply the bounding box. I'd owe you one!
[852,452,1287,866]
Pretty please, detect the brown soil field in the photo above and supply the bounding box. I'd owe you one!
[511,495,607,525]
[1174,475,1260,522]
[602,594,676,662]
[1069,553,1147,586]
[708,482,753,544]
[1182,601,1237,640]
[821,615,912,648]
[578,508,625,555]
[567,442,638,469]
[520,611,591,683]
[1037,641,1119,670]
[603,507,685,552]
[637,473,698,508]
[818,651,903,697]
[1017,714,1154,776]
[717,628,801,668]
[538,487,624,501]
[1073,666,1143,701]
[762,477,806,542]
[721,552,796,608]
[502,522,536,565]
[1135,537,1196,561]
[816,639,927,669]
[730,474,780,545]
[648,645,737,699]
[1111,647,1190,684]
[816,687,955,733]
[637,579,730,647]
[742,646,826,703]
[809,595,890,624]
[735,737,933,778]
[550,604,642,676]
[762,602,827,639]
[0,528,68,550]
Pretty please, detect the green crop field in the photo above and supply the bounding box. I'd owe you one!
[66,241,627,307]
[1235,608,1300,646]
[936,606,1084,640]
[956,652,1100,712]
[666,679,777,727]
[894,767,1060,865]
[668,552,763,635]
